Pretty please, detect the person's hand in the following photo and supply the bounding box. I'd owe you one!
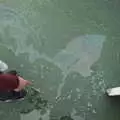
[14,76,32,91]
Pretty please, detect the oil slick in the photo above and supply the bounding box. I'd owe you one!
[53,34,105,76]
[55,34,105,98]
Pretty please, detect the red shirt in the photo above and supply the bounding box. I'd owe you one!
[0,74,19,91]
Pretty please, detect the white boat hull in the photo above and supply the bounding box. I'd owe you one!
[106,87,120,96]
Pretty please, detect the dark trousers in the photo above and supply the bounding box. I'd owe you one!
[0,90,27,101]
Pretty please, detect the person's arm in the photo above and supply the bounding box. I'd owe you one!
[14,76,32,92]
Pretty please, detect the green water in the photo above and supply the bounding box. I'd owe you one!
[0,0,120,120]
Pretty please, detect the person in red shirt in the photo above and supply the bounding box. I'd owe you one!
[0,70,31,101]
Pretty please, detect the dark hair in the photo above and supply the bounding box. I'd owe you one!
[7,70,18,75]
[0,71,3,74]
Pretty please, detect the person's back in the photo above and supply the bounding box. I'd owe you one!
[0,74,19,91]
